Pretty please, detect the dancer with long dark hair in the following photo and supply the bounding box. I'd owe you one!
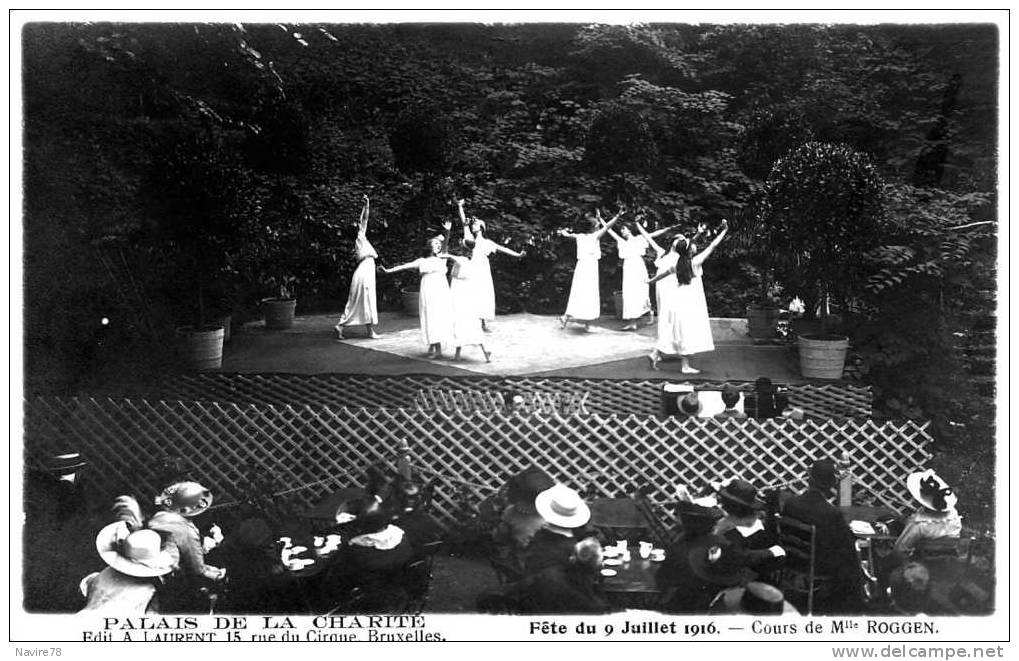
[335,195,380,340]
[648,219,728,373]
[457,199,526,332]
[603,214,679,330]
[557,208,622,331]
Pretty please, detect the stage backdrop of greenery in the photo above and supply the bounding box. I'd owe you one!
[23,23,997,521]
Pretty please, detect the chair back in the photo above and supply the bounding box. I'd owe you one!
[776,514,817,614]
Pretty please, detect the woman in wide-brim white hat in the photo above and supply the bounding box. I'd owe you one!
[894,469,962,555]
[80,522,178,613]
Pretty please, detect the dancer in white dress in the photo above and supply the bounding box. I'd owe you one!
[380,236,454,358]
[456,199,526,332]
[335,195,381,340]
[602,214,680,330]
[447,255,492,362]
[557,209,622,331]
[636,222,679,350]
[648,219,729,373]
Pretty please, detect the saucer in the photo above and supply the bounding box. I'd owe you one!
[600,569,618,577]
[603,558,623,566]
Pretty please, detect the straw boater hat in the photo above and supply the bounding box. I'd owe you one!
[719,581,799,615]
[95,522,176,578]
[534,484,591,529]
[906,469,957,512]
[154,481,213,517]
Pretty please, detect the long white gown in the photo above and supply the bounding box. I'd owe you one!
[449,257,484,347]
[668,261,715,356]
[617,235,652,320]
[336,232,379,328]
[415,257,453,345]
[564,234,601,321]
[470,236,498,322]
[654,251,680,354]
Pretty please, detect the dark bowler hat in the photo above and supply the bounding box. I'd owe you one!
[809,458,840,491]
[506,467,555,513]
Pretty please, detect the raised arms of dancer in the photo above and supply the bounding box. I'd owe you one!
[692,219,728,266]
[592,209,623,240]
[457,199,475,246]
[358,195,370,234]
[636,221,666,258]
[597,209,625,243]
[380,260,419,275]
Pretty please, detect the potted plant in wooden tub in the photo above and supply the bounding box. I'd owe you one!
[762,142,886,379]
[150,133,249,371]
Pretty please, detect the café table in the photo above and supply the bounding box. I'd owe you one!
[600,555,663,610]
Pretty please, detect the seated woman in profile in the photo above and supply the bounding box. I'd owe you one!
[713,479,785,577]
[893,469,962,555]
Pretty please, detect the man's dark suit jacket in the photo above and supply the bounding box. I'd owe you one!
[781,488,866,614]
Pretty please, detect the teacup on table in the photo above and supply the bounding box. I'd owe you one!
[650,549,666,562]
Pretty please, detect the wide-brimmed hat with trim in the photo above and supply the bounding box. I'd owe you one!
[506,467,556,514]
[534,484,591,528]
[154,481,213,517]
[720,581,798,615]
[718,479,764,511]
[906,469,957,512]
[96,522,176,578]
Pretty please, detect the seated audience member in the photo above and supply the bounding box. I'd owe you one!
[494,467,556,553]
[148,482,226,583]
[80,501,178,614]
[714,479,785,576]
[215,517,279,613]
[888,562,935,615]
[493,537,611,614]
[710,580,799,615]
[25,452,89,525]
[743,377,789,419]
[780,458,866,614]
[714,384,747,420]
[894,469,962,555]
[523,484,593,574]
[657,502,750,613]
[677,392,702,418]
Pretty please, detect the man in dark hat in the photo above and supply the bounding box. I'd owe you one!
[780,458,866,614]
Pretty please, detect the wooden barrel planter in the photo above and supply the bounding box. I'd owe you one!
[798,334,849,379]
[401,287,420,317]
[746,305,781,339]
[176,325,225,371]
[262,298,297,330]
[212,313,232,343]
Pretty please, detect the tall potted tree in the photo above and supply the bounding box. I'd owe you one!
[763,142,886,378]
[150,131,247,370]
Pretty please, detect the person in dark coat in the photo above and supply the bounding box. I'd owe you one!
[657,500,748,613]
[714,479,785,578]
[780,458,866,614]
[484,538,611,614]
[522,484,593,574]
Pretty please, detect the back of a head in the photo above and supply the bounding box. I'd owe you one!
[720,384,740,409]
[571,537,603,571]
[808,459,839,493]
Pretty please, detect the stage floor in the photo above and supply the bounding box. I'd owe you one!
[228,312,803,382]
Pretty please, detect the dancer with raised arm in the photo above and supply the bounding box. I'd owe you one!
[457,199,526,332]
[557,208,622,331]
[604,213,680,331]
[648,219,729,373]
[380,236,454,358]
[637,221,679,356]
[335,195,380,340]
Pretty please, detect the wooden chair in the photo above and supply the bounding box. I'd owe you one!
[775,514,825,615]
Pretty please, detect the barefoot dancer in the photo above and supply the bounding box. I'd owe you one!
[558,209,622,331]
[648,219,728,373]
[380,237,453,358]
[636,221,678,362]
[457,199,526,332]
[335,195,380,340]
[448,255,492,362]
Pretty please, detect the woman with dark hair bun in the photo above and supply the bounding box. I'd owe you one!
[648,219,728,373]
[335,195,381,340]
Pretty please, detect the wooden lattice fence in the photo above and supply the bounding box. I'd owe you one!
[153,373,873,420]
[23,397,929,531]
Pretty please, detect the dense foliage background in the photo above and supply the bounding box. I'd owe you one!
[22,23,998,522]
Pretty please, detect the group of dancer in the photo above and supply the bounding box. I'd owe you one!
[334,195,524,361]
[333,195,728,372]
